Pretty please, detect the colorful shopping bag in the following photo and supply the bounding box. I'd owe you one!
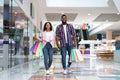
[71,49,84,62]
[70,49,77,62]
[35,42,40,57]
[30,40,43,57]
[75,49,84,62]
[39,42,43,56]
[74,50,79,62]
[30,41,37,54]
[71,49,75,61]
[33,40,40,54]
[54,43,57,48]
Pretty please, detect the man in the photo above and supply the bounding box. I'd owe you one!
[56,14,76,74]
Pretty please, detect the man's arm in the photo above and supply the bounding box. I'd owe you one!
[56,36,61,49]
[73,35,76,47]
[71,25,77,47]
[56,26,61,49]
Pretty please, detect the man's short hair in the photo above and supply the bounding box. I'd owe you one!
[61,14,67,19]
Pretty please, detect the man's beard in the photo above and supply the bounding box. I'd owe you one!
[62,21,66,25]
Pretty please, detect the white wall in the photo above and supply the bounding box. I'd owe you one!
[15,0,41,29]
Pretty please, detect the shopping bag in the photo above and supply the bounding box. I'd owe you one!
[35,41,40,57]
[74,49,84,62]
[39,42,43,56]
[74,49,79,62]
[33,40,40,54]
[30,41,37,54]
[54,43,57,48]
[70,49,77,62]
[71,49,76,61]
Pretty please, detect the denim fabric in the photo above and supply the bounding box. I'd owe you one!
[60,43,73,69]
[43,42,53,70]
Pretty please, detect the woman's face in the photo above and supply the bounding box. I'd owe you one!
[46,23,51,30]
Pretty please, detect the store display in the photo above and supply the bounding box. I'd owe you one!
[95,40,115,58]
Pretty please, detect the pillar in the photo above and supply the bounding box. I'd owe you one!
[106,29,112,46]
[106,29,112,40]
[2,0,10,68]
[29,22,34,55]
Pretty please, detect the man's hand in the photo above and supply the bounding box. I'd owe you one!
[73,42,76,48]
[73,36,77,48]
[56,36,61,49]
[57,43,61,49]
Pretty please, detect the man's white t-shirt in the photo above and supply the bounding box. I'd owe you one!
[63,25,68,43]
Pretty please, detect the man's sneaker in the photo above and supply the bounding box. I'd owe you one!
[67,67,72,74]
[63,69,68,75]
[46,70,50,75]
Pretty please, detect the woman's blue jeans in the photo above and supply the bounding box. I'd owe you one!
[43,42,53,70]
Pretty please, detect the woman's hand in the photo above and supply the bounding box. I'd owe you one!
[50,40,52,42]
[43,40,47,43]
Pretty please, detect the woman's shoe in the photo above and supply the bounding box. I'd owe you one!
[46,70,50,75]
[63,69,67,75]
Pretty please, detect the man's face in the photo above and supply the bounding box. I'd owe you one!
[61,16,67,24]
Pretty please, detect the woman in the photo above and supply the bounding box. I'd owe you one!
[41,22,55,75]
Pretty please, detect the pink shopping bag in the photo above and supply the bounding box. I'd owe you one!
[35,41,40,57]
[75,49,84,62]
[33,40,40,54]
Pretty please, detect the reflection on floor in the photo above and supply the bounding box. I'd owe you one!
[0,54,120,80]
[0,54,34,72]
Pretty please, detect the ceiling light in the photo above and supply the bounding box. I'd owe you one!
[46,0,108,7]
[88,13,91,16]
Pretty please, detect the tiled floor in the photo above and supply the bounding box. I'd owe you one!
[0,54,120,80]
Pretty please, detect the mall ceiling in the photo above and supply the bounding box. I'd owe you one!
[1,0,120,35]
[36,0,120,34]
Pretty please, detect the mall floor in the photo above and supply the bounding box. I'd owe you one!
[0,54,120,80]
